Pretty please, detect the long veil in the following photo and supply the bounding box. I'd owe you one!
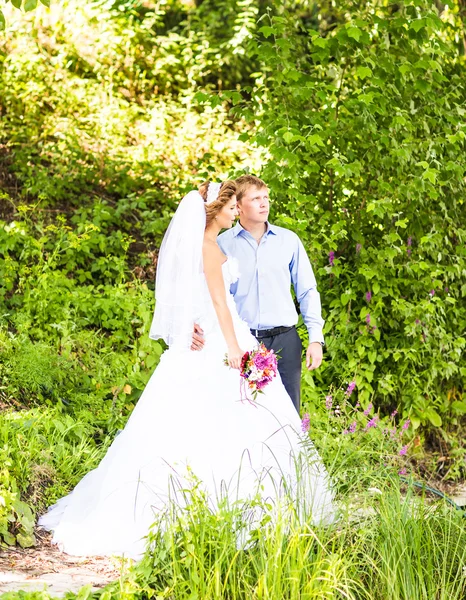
[149,190,206,349]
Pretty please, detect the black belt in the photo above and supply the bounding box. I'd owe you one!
[250,325,295,339]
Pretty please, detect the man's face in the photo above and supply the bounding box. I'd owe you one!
[238,185,270,224]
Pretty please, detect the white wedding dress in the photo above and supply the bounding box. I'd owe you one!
[39,257,335,559]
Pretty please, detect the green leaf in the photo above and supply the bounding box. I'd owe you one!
[17,532,36,548]
[399,64,411,76]
[283,131,294,144]
[259,26,275,39]
[340,292,351,306]
[425,409,442,428]
[347,27,361,41]
[410,18,426,33]
[11,0,22,8]
[24,0,38,11]
[0,10,5,30]
[40,0,50,6]
[2,531,16,545]
[312,37,327,49]
[307,134,324,147]
[356,66,372,79]
[395,219,408,228]
[451,401,466,415]
[193,91,208,103]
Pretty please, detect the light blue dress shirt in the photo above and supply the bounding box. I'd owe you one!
[217,221,325,344]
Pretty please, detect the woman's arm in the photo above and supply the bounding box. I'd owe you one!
[203,244,244,369]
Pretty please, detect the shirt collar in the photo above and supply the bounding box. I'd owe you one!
[233,221,277,237]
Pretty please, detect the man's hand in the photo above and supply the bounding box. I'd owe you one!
[191,323,205,351]
[306,342,323,370]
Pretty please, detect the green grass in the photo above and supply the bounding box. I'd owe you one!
[98,469,466,600]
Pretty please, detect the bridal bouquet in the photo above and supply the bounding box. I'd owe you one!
[225,343,279,404]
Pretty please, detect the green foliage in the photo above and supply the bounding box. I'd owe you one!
[218,1,466,440]
[0,407,111,548]
[0,0,465,565]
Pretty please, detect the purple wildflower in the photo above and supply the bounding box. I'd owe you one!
[366,313,371,325]
[365,415,379,430]
[445,287,449,293]
[407,237,412,246]
[391,409,398,418]
[349,421,357,433]
[365,291,372,303]
[402,419,410,431]
[398,468,407,476]
[356,243,362,254]
[301,413,310,433]
[429,289,435,297]
[325,395,333,410]
[363,403,373,416]
[345,381,356,397]
[329,251,335,266]
[407,248,412,256]
[415,319,420,325]
[399,445,408,456]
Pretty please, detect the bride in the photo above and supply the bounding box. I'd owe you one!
[38,181,335,559]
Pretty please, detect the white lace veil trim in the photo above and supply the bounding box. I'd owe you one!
[149,190,206,348]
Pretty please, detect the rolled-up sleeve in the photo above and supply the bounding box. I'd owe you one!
[290,236,325,344]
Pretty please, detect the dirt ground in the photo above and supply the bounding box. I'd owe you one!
[0,529,125,597]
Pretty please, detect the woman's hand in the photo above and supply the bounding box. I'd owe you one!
[227,344,245,370]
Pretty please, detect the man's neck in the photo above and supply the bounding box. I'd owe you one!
[239,219,267,242]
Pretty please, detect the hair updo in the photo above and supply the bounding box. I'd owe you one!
[198,180,237,227]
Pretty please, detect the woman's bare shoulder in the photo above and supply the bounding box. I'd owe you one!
[203,240,226,267]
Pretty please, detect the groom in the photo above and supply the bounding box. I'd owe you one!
[192,175,325,414]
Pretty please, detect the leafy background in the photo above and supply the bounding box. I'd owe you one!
[0,0,465,549]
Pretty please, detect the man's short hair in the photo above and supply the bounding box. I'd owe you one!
[235,175,267,202]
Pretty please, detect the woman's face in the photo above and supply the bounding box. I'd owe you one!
[216,196,238,229]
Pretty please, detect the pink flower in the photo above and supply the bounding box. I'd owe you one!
[349,421,357,433]
[407,237,412,246]
[366,313,371,325]
[391,409,398,418]
[429,289,435,297]
[364,415,379,430]
[365,291,372,303]
[398,468,407,476]
[301,413,310,433]
[325,395,333,410]
[254,355,269,370]
[402,419,410,431]
[399,445,408,456]
[329,251,335,266]
[356,243,362,254]
[345,381,356,397]
[363,403,373,416]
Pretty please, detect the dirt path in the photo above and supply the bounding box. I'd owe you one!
[0,530,124,597]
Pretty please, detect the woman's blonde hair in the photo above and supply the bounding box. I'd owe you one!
[198,180,237,227]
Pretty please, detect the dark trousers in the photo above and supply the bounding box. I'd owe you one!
[254,326,303,414]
